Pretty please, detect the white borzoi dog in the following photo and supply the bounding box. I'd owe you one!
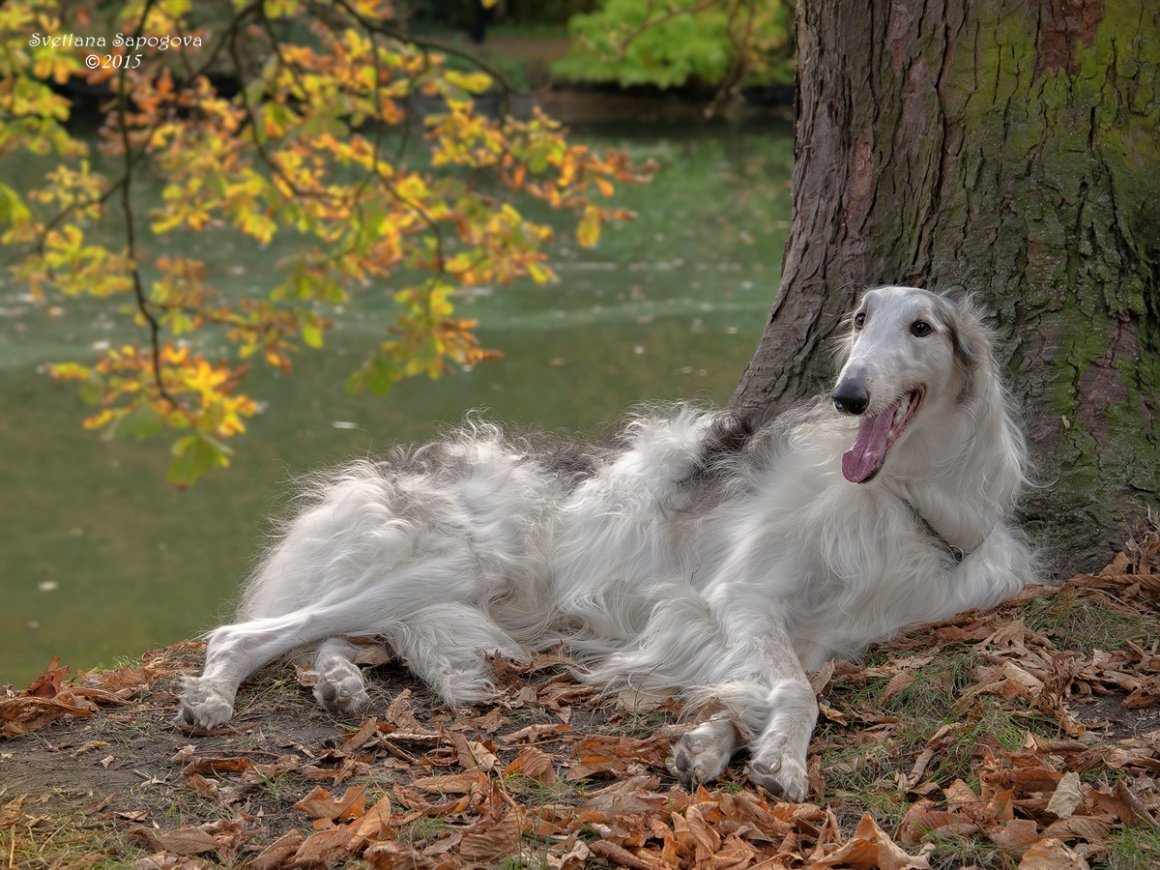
[178,285,1033,801]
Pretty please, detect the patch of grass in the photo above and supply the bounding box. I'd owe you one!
[1,814,146,869]
[397,815,451,852]
[821,646,1065,817]
[501,832,560,869]
[1100,825,1160,870]
[1023,593,1160,653]
[823,742,911,829]
[251,770,302,805]
[501,774,582,803]
[497,852,550,870]
[923,830,1016,870]
[609,707,676,739]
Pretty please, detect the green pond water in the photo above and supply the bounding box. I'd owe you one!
[0,120,793,686]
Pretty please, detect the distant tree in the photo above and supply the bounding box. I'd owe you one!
[0,0,648,485]
[554,0,793,97]
[733,0,1159,575]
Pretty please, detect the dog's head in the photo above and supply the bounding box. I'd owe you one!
[832,286,987,483]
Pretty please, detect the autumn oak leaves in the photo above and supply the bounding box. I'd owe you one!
[2,1,648,485]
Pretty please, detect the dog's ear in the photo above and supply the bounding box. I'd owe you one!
[934,292,979,369]
[940,285,970,306]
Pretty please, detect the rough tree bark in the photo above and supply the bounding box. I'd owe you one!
[733,0,1159,577]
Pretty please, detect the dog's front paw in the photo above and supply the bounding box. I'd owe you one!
[747,755,809,802]
[176,677,236,730]
[312,657,370,716]
[666,719,742,786]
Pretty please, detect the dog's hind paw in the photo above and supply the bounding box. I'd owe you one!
[312,657,370,717]
[176,677,236,730]
[666,718,743,786]
[747,756,809,803]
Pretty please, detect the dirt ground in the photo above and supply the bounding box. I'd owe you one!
[2,531,1160,868]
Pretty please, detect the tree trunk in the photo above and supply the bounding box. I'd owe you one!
[733,0,1159,578]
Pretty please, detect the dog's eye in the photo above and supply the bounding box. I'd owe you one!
[854,312,866,330]
[910,320,933,337]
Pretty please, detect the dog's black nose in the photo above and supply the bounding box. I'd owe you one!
[832,381,869,415]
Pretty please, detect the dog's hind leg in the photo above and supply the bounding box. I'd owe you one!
[391,602,529,708]
[667,718,745,785]
[310,637,372,716]
[178,599,386,729]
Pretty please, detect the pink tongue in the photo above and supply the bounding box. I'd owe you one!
[841,398,900,483]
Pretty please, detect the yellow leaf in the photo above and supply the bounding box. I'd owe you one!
[576,206,601,248]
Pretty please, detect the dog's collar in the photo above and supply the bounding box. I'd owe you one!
[896,495,982,565]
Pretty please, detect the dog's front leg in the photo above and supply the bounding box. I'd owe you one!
[744,676,816,800]
[669,621,817,802]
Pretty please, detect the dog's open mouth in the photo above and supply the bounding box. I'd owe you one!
[841,390,922,483]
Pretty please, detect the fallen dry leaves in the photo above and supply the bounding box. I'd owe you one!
[1,526,1159,867]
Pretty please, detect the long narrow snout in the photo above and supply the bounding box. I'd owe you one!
[832,378,870,416]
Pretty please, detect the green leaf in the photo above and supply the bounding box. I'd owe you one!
[301,313,325,349]
[0,183,31,228]
[346,358,395,396]
[168,433,231,488]
[109,404,163,440]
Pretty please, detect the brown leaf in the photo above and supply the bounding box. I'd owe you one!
[497,722,572,744]
[1099,551,1132,576]
[342,716,379,752]
[384,689,423,731]
[1115,779,1160,826]
[588,839,661,870]
[818,701,849,724]
[346,635,392,666]
[1018,837,1090,869]
[292,785,366,820]
[183,773,219,800]
[580,775,665,816]
[351,793,394,844]
[1045,771,1084,819]
[503,746,557,784]
[1042,814,1115,842]
[25,657,69,697]
[812,813,931,869]
[943,778,980,810]
[881,671,916,703]
[899,801,979,845]
[0,795,27,830]
[70,739,111,756]
[129,825,220,856]
[364,840,438,869]
[133,853,206,869]
[250,829,304,870]
[0,694,97,737]
[810,659,836,694]
[674,801,722,863]
[458,811,525,864]
[410,771,488,794]
[989,818,1040,851]
[293,825,358,866]
[180,756,255,778]
[448,730,499,772]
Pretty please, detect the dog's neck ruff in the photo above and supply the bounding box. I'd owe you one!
[896,494,983,565]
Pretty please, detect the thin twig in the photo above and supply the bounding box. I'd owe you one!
[116,0,178,408]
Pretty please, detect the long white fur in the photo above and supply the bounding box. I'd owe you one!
[177,286,1034,800]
